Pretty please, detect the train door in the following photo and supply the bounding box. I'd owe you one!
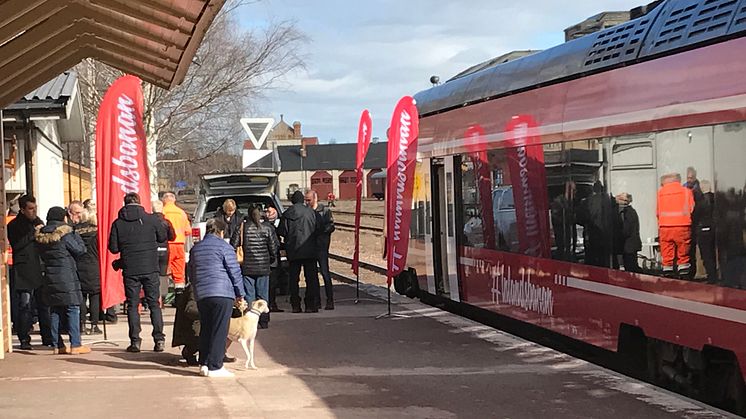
[430,157,461,301]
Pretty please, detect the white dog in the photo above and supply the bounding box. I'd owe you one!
[227,299,269,369]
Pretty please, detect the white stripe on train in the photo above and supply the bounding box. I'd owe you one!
[460,256,746,325]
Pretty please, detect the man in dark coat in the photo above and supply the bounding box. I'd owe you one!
[36,207,90,354]
[277,190,320,313]
[305,190,336,310]
[75,209,102,335]
[615,193,642,273]
[7,195,51,350]
[577,181,616,268]
[264,206,284,313]
[108,192,168,353]
[172,281,200,366]
[696,180,717,283]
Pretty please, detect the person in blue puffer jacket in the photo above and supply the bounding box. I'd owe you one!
[187,217,245,378]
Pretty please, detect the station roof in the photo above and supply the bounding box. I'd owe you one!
[278,142,388,172]
[0,0,226,109]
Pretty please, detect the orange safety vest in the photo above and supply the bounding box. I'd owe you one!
[163,202,191,244]
[657,182,694,227]
[4,214,15,265]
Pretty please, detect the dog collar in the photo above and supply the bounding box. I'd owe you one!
[249,308,262,316]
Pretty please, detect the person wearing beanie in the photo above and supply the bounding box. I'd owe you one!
[615,193,642,273]
[35,206,90,354]
[277,190,321,313]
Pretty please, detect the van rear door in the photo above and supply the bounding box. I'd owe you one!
[199,172,277,196]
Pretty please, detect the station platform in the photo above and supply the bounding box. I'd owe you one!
[0,282,733,418]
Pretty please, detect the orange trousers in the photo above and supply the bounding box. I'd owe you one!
[168,243,186,286]
[659,226,691,271]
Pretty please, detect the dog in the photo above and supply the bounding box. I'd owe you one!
[227,299,269,369]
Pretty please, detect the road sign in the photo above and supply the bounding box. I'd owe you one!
[240,117,275,150]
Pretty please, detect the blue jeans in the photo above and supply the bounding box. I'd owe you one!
[243,275,269,303]
[50,305,81,348]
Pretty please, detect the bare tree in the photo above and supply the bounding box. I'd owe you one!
[76,0,306,199]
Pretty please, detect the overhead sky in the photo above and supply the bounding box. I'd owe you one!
[238,0,645,143]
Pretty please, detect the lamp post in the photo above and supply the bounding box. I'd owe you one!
[300,143,307,190]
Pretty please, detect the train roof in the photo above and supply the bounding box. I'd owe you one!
[414,0,746,117]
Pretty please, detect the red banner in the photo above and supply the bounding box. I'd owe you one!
[465,125,495,250]
[504,115,551,258]
[385,96,419,285]
[95,75,152,309]
[352,109,373,276]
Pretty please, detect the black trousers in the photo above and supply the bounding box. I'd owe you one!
[288,258,319,308]
[622,253,640,273]
[81,292,100,327]
[124,272,165,344]
[197,297,233,371]
[15,287,51,345]
[698,227,717,282]
[317,248,334,303]
[688,225,698,279]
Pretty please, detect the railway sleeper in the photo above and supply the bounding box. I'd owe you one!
[618,323,745,415]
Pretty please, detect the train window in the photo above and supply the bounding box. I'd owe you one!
[457,124,746,289]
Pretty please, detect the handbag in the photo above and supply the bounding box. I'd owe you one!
[236,221,245,263]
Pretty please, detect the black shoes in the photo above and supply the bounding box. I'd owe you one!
[154,341,165,352]
[223,355,237,363]
[291,305,302,313]
[269,304,284,313]
[91,325,103,335]
[325,301,335,310]
[304,307,318,313]
[19,341,32,350]
[126,341,141,353]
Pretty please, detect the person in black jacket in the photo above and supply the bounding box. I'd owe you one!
[231,205,277,328]
[696,180,717,283]
[217,199,243,242]
[7,195,51,350]
[36,207,90,354]
[172,281,200,366]
[75,208,102,335]
[278,190,320,313]
[615,193,642,273]
[305,190,336,310]
[577,181,616,268]
[264,206,284,313]
[108,192,168,353]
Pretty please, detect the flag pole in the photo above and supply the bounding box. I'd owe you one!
[90,299,118,347]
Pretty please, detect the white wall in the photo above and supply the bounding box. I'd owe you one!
[33,125,64,222]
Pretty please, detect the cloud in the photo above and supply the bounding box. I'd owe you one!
[239,0,644,143]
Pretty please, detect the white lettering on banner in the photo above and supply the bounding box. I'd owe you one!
[391,110,411,272]
[513,122,541,256]
[111,94,140,194]
[482,260,553,317]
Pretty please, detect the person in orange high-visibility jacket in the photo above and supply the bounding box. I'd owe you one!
[657,173,695,276]
[162,192,191,290]
[5,212,16,265]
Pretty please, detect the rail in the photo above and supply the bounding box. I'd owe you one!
[334,221,383,234]
[329,252,387,275]
[333,210,384,220]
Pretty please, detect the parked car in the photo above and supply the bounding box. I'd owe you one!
[191,172,283,242]
[190,172,287,293]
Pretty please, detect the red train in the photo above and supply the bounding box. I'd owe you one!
[397,0,746,413]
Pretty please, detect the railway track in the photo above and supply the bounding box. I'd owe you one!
[335,221,383,234]
[329,252,387,275]
[333,210,384,220]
